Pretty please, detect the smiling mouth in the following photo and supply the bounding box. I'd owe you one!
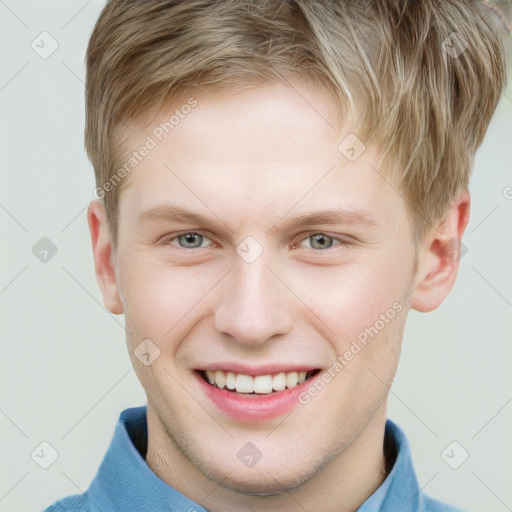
[198,369,321,395]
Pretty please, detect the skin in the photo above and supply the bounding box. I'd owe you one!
[88,80,470,512]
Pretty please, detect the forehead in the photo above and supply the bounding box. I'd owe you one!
[116,81,405,231]
[125,80,340,163]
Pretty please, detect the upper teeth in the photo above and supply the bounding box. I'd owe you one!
[205,370,309,394]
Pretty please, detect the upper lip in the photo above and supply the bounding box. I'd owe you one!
[195,362,321,375]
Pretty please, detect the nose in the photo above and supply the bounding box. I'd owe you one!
[214,256,293,347]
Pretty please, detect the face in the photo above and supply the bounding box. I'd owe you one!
[105,81,421,496]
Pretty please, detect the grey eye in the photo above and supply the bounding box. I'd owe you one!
[177,233,204,249]
[309,234,334,250]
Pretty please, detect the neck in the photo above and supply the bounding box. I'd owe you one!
[146,402,389,512]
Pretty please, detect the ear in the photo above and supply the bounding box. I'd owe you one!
[410,190,470,312]
[87,200,124,314]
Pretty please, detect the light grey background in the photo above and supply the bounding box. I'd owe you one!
[0,1,511,511]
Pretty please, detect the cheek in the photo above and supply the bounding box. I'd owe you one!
[296,254,413,347]
[120,258,218,348]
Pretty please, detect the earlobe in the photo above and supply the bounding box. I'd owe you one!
[410,191,470,313]
[87,200,124,314]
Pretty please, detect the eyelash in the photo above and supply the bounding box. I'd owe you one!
[160,231,348,253]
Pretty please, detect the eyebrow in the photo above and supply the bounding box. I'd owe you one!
[272,208,379,232]
[138,204,219,226]
[137,204,380,232]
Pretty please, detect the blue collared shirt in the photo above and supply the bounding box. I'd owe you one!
[44,406,464,512]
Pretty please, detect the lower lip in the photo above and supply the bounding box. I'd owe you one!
[195,371,320,422]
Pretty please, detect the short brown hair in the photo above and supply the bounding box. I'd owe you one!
[85,0,508,243]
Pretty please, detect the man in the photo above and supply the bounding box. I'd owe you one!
[45,1,507,510]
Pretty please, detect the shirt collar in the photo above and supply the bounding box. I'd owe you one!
[87,406,422,511]
[89,406,208,512]
[357,419,421,511]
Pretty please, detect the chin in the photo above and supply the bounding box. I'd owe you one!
[203,460,320,497]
